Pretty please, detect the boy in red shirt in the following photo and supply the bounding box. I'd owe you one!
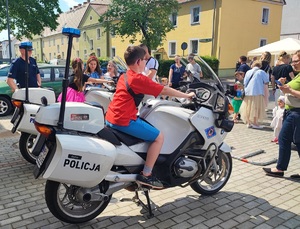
[106,46,194,189]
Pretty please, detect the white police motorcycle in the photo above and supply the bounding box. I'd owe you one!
[32,28,234,224]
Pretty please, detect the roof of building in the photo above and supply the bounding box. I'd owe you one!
[42,0,110,37]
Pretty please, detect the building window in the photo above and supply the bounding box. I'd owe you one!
[260,39,267,47]
[84,50,87,59]
[62,52,64,59]
[61,37,64,45]
[111,47,116,58]
[90,16,92,20]
[76,50,79,57]
[262,8,269,24]
[42,41,45,48]
[169,41,176,56]
[191,6,200,24]
[170,12,177,27]
[90,40,93,50]
[54,53,56,59]
[97,28,101,39]
[57,45,60,53]
[49,53,52,60]
[53,38,55,46]
[97,48,101,57]
[83,32,87,41]
[190,39,198,54]
[48,40,51,47]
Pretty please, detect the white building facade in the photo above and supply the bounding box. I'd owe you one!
[281,0,300,40]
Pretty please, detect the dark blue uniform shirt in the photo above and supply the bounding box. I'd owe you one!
[8,57,40,88]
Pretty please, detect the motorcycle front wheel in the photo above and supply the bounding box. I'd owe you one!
[45,180,112,224]
[190,151,232,195]
[19,132,37,164]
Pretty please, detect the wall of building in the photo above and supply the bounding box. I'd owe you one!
[79,7,108,60]
[281,0,300,39]
[217,0,283,76]
[160,0,214,59]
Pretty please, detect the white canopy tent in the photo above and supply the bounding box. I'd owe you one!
[247,38,300,57]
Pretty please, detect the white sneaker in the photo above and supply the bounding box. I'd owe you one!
[247,124,252,128]
[252,124,264,129]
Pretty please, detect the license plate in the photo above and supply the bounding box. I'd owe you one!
[13,114,22,128]
[36,145,49,168]
[11,108,20,123]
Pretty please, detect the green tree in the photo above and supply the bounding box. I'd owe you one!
[0,0,62,39]
[99,0,179,51]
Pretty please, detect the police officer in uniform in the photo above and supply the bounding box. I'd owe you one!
[7,42,41,92]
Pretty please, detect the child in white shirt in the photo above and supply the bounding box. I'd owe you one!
[270,96,285,143]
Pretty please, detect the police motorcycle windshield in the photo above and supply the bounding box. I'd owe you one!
[194,55,224,92]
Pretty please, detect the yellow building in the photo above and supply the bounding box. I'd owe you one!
[111,0,285,77]
[78,4,110,60]
[30,0,110,63]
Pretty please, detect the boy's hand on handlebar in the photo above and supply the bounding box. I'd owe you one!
[187,92,196,100]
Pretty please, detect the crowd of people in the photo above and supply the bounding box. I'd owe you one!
[233,51,300,180]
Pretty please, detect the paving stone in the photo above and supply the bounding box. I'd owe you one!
[154,219,176,229]
[219,219,239,229]
[282,218,300,228]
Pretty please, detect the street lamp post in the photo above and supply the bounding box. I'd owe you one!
[211,0,217,57]
[6,0,12,63]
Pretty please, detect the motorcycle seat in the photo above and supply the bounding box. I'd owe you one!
[97,127,122,146]
[107,127,144,146]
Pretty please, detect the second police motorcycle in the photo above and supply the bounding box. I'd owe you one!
[32,28,234,224]
[10,42,121,164]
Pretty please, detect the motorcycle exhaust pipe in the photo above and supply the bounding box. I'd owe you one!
[76,188,110,202]
[105,173,137,182]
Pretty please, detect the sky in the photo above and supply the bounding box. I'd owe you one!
[0,0,82,41]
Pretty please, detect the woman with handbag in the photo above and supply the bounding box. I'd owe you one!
[263,50,300,178]
[239,60,269,129]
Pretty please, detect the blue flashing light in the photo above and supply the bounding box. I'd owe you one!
[19,41,33,48]
[62,28,81,37]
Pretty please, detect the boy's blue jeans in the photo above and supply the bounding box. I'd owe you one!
[277,110,300,171]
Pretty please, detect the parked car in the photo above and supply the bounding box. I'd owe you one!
[0,64,70,116]
[49,58,67,66]
[0,64,10,81]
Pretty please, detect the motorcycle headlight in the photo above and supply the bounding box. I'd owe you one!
[214,94,225,113]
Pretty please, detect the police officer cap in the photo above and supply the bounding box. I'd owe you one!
[19,41,33,50]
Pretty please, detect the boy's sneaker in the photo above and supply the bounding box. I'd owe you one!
[137,174,164,189]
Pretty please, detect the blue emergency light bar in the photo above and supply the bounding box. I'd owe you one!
[62,28,81,38]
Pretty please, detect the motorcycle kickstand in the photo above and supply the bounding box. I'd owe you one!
[134,189,154,218]
[121,189,154,218]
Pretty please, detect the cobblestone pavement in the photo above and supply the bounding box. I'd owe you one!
[1,87,300,229]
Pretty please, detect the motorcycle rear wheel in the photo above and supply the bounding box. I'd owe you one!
[19,132,37,164]
[190,151,232,195]
[45,180,111,224]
